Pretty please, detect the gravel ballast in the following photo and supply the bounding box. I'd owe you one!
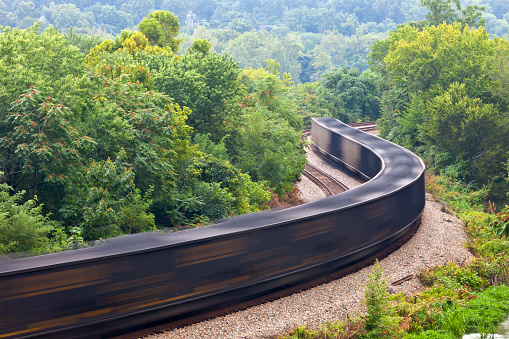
[143,136,473,339]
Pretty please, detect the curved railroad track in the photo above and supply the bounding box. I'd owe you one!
[303,163,349,196]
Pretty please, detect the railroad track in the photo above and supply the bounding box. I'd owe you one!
[303,163,348,196]
[348,121,377,132]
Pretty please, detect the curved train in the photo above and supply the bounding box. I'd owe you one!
[0,117,425,338]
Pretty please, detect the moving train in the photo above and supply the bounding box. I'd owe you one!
[0,117,425,338]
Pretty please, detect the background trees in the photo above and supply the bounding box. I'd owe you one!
[2,1,509,253]
[0,15,311,251]
[371,22,509,183]
[2,0,507,85]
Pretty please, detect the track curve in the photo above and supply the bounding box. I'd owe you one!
[303,163,349,196]
[0,118,425,339]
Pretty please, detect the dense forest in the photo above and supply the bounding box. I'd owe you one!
[0,0,508,256]
[1,0,509,81]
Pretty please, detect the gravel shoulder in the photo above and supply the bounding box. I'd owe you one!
[143,134,473,339]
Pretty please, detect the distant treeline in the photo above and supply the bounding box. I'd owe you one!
[1,0,509,81]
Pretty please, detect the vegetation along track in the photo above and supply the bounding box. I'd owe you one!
[0,118,424,339]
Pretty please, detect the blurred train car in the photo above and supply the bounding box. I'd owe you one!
[0,117,425,338]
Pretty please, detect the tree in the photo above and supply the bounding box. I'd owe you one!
[383,23,496,102]
[188,38,211,55]
[294,81,347,126]
[321,67,381,120]
[85,4,133,34]
[65,28,103,54]
[419,0,485,28]
[362,260,402,337]
[420,0,461,25]
[61,151,155,240]
[0,88,95,208]
[233,63,307,194]
[234,106,306,194]
[42,3,96,29]
[0,24,85,118]
[0,0,15,27]
[0,25,86,206]
[422,83,507,180]
[138,10,182,53]
[371,22,509,182]
[145,51,243,141]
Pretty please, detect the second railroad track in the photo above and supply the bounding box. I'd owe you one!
[303,163,349,196]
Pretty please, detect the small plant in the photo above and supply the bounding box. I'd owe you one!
[284,325,318,339]
[492,205,509,239]
[362,260,403,338]
[363,260,389,332]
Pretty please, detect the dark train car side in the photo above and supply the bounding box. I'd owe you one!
[0,117,425,338]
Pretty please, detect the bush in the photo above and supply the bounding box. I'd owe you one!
[362,260,403,338]
[421,263,488,291]
[0,178,54,254]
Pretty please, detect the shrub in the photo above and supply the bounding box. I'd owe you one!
[421,263,488,290]
[492,205,509,239]
[362,260,403,338]
[0,176,54,254]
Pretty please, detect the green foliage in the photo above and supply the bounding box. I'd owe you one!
[470,255,509,286]
[234,106,305,195]
[463,285,509,334]
[0,24,85,118]
[52,226,85,250]
[145,50,243,141]
[321,67,381,121]
[192,133,230,161]
[373,22,509,183]
[0,174,54,255]
[294,81,347,127]
[239,62,302,130]
[362,260,403,338]
[421,263,488,290]
[422,83,506,181]
[169,153,271,225]
[407,329,457,338]
[138,11,182,52]
[42,2,95,30]
[0,22,305,249]
[199,155,271,213]
[64,28,103,54]
[139,18,166,47]
[60,151,155,240]
[189,38,211,55]
[1,87,95,212]
[419,0,486,28]
[492,205,509,239]
[284,326,319,339]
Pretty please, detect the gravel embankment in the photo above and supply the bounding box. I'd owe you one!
[143,134,473,339]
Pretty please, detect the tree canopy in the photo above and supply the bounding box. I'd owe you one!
[371,22,509,183]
